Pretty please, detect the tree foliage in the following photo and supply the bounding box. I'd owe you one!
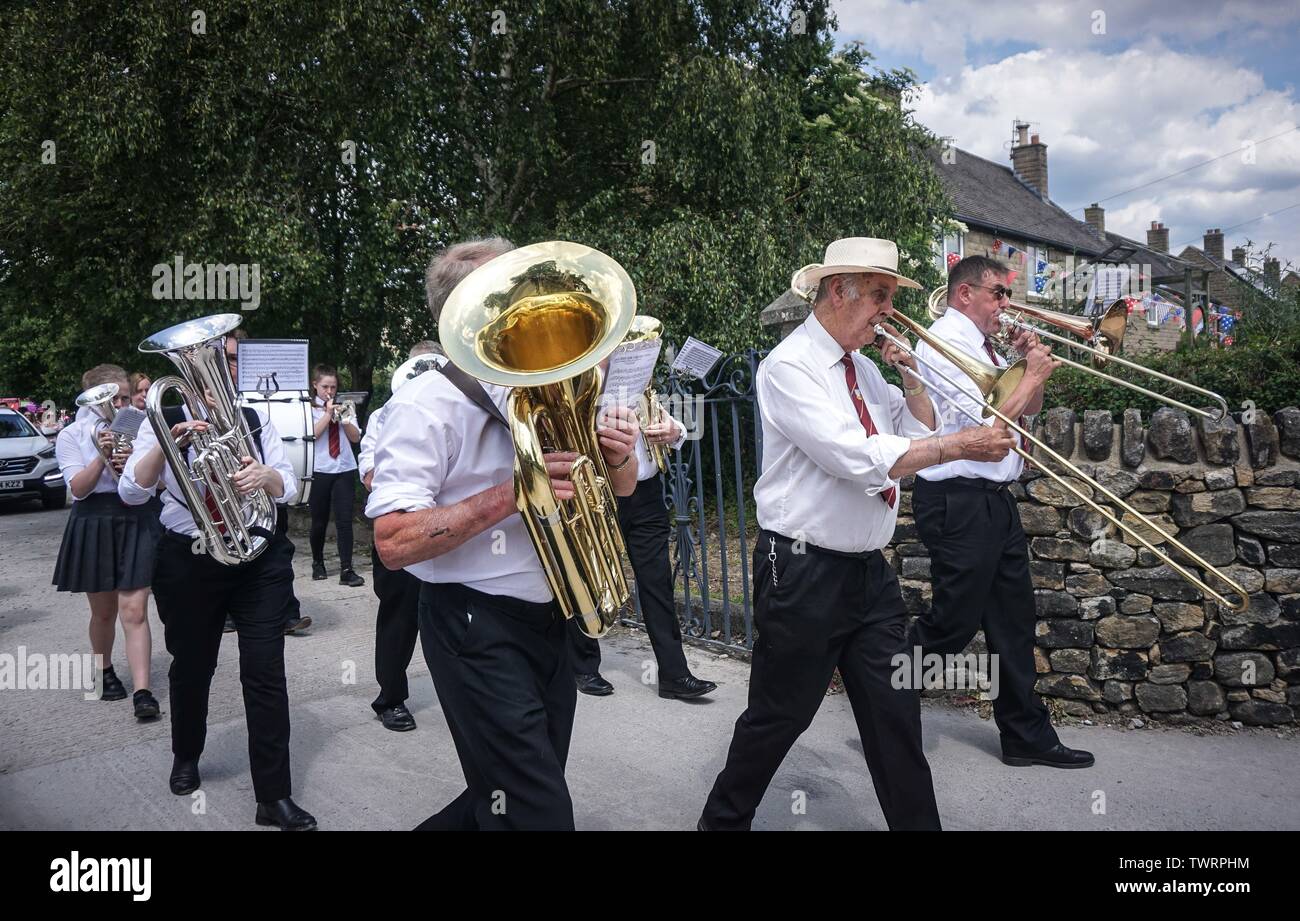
[0,1,951,406]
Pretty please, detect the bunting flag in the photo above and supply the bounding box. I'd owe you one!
[1033,259,1049,294]
[946,251,961,270]
[992,238,1003,253]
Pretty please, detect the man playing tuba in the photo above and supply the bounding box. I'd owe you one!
[367,238,641,831]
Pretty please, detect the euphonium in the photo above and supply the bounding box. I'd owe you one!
[438,241,636,638]
[138,314,277,565]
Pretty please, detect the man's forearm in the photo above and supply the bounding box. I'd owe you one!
[375,480,516,570]
[905,389,936,429]
[889,435,950,479]
[608,455,638,496]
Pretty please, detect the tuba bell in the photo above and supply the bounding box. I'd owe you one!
[138,313,277,565]
[439,241,636,638]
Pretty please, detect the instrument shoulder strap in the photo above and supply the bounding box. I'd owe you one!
[433,362,509,429]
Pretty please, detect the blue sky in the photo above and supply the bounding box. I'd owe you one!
[832,0,1300,271]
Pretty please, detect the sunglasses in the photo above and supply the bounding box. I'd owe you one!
[968,283,1013,301]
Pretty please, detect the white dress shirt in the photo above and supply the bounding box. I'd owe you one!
[55,416,117,500]
[358,357,447,479]
[753,312,939,553]
[635,411,687,481]
[119,405,297,536]
[311,404,358,474]
[914,308,1025,484]
[364,369,551,602]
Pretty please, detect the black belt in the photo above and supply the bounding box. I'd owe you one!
[918,475,1012,492]
[761,529,878,562]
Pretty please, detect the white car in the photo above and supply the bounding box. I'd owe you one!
[0,408,66,509]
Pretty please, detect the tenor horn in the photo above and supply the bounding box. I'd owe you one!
[439,241,636,638]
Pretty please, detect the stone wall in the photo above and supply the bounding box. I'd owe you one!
[889,405,1300,726]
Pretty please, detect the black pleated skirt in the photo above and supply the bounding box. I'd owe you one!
[52,492,163,593]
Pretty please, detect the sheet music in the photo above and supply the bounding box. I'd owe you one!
[236,339,309,392]
[671,336,723,378]
[109,406,146,437]
[601,339,662,408]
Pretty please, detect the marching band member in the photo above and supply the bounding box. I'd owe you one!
[128,372,151,412]
[567,398,717,701]
[119,340,316,830]
[52,363,161,720]
[309,364,364,587]
[368,238,640,830]
[908,255,1093,769]
[699,238,1015,831]
[357,341,443,733]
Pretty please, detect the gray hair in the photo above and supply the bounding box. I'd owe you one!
[813,272,871,307]
[408,340,444,359]
[425,236,515,323]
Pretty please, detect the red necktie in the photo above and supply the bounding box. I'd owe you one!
[982,339,1030,456]
[840,356,897,509]
[328,419,341,458]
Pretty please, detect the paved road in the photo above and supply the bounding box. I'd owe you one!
[2,498,1297,830]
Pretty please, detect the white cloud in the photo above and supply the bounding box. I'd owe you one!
[906,39,1300,267]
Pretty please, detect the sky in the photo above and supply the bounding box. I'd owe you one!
[831,0,1300,272]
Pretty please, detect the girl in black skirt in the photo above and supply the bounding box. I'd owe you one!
[308,363,364,586]
[52,364,162,719]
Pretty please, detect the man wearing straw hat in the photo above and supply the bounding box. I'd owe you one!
[699,238,1016,830]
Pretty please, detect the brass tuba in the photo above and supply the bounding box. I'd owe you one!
[439,242,636,638]
[138,314,277,565]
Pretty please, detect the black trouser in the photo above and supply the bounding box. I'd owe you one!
[701,531,940,831]
[153,530,295,802]
[275,505,301,623]
[415,582,576,830]
[568,473,690,681]
[308,470,355,569]
[907,476,1058,751]
[371,544,420,713]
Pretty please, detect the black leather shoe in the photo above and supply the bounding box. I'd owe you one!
[575,673,614,696]
[100,666,127,701]
[1001,741,1095,769]
[312,561,327,580]
[133,689,160,720]
[659,674,717,700]
[379,704,417,732]
[169,758,201,795]
[222,615,236,634]
[339,568,365,587]
[284,615,313,635]
[255,798,317,831]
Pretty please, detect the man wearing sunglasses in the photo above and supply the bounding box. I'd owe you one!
[907,255,1094,771]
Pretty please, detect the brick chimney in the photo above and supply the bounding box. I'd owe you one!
[1146,221,1169,253]
[1011,125,1049,200]
[1084,203,1105,238]
[1231,246,1247,265]
[1203,228,1224,261]
[1265,257,1281,285]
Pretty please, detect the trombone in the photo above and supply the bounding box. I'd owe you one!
[927,286,1229,421]
[875,310,1248,612]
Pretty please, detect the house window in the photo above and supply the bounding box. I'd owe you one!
[1026,245,1051,300]
[935,232,963,274]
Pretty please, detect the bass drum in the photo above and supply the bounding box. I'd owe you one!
[241,390,315,506]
